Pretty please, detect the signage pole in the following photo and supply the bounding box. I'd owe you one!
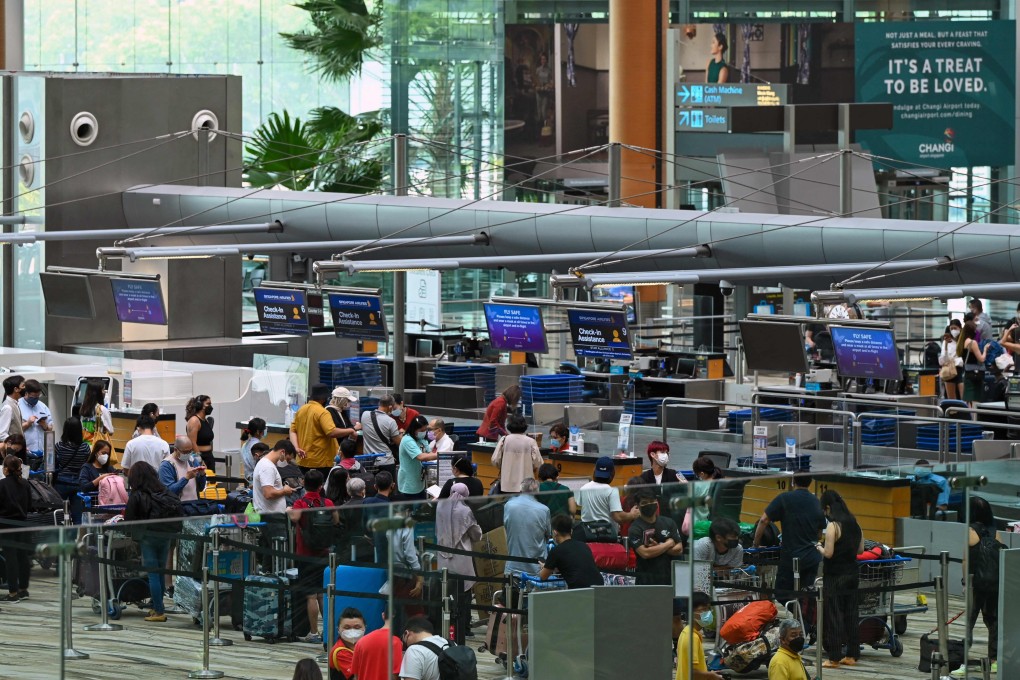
[393,134,408,394]
[783,105,797,155]
[838,103,853,216]
[608,142,622,207]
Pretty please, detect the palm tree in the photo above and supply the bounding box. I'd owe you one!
[280,0,382,83]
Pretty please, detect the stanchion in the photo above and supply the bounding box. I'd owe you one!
[189,546,225,679]
[83,527,122,632]
[208,529,232,647]
[930,651,943,680]
[317,550,338,665]
[441,568,451,639]
[503,578,514,680]
[815,580,824,680]
[62,531,89,660]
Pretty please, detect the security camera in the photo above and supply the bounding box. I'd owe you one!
[719,279,735,297]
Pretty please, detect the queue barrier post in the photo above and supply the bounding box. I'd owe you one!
[208,529,232,647]
[83,527,122,632]
[441,567,451,640]
[189,541,224,679]
[503,578,514,680]
[815,579,824,680]
[60,530,89,661]
[318,550,338,665]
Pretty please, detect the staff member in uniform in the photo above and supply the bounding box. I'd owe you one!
[476,385,521,442]
[185,394,216,471]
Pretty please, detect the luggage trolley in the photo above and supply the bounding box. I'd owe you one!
[75,493,149,620]
[711,566,763,646]
[495,572,566,678]
[857,555,926,657]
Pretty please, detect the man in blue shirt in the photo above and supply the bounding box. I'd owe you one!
[912,459,950,509]
[503,478,550,576]
[753,475,825,603]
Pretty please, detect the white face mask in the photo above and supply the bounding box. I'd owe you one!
[655,453,669,466]
[276,458,288,468]
[97,454,109,466]
[950,329,960,338]
[340,628,365,642]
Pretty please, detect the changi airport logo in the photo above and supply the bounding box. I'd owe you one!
[918,128,955,158]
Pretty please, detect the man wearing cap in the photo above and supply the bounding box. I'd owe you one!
[326,386,361,435]
[575,456,641,538]
[290,383,361,477]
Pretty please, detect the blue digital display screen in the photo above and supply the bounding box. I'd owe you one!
[110,278,167,325]
[484,303,547,353]
[254,287,309,335]
[567,308,632,360]
[830,326,902,381]
[328,293,388,341]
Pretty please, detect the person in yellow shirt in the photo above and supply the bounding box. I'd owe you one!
[768,619,811,680]
[290,383,360,476]
[676,591,724,680]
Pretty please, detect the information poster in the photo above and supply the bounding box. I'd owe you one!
[254,288,310,336]
[567,308,632,360]
[856,21,1016,167]
[484,303,548,353]
[328,293,388,341]
[830,327,902,381]
[110,278,167,325]
[406,270,441,333]
[752,425,768,465]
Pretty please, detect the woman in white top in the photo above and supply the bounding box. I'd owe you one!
[939,321,963,400]
[240,417,266,485]
[428,418,455,453]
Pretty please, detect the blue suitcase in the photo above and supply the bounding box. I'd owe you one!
[242,574,294,643]
[322,564,387,638]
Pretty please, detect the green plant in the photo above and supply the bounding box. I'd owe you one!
[281,0,382,82]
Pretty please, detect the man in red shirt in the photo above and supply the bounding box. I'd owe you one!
[288,468,335,644]
[350,612,403,680]
[389,394,420,434]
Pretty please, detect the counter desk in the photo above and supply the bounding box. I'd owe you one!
[109,410,176,458]
[467,441,643,490]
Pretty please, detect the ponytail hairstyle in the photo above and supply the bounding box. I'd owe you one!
[3,454,24,485]
[241,417,266,442]
[186,395,210,421]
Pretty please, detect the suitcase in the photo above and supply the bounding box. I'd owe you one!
[243,573,294,642]
[482,591,527,664]
[173,574,234,626]
[587,542,628,571]
[322,564,388,638]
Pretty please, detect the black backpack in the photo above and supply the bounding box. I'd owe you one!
[28,479,64,512]
[923,341,941,369]
[300,497,340,552]
[971,531,1003,591]
[148,488,183,520]
[415,640,478,680]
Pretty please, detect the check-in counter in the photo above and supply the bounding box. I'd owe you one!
[738,470,910,546]
[109,410,176,458]
[468,441,643,490]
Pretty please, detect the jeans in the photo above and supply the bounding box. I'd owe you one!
[140,537,171,614]
[1,530,34,593]
[55,479,83,524]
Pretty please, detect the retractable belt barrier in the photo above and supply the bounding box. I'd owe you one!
[708,578,937,607]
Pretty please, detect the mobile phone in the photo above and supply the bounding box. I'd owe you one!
[643,528,656,547]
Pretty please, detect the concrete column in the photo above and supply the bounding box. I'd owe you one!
[1,0,23,70]
[609,0,666,208]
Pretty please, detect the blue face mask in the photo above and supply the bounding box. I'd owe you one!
[24,397,39,407]
[415,431,427,442]
[549,437,561,448]
[697,609,715,629]
[914,468,931,479]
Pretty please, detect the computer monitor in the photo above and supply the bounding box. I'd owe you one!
[739,320,810,374]
[830,326,902,381]
[415,338,434,358]
[40,272,95,319]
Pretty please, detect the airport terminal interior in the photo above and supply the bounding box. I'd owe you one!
[3,1,1020,679]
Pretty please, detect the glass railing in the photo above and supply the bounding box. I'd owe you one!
[0,459,1012,678]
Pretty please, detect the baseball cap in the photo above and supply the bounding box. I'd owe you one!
[593,456,614,481]
[331,386,355,400]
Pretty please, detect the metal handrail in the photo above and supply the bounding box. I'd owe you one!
[751,389,945,415]
[855,409,1009,464]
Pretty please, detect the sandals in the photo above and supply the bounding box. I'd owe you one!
[839,658,858,666]
[822,660,841,669]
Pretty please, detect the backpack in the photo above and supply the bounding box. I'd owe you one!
[28,479,64,512]
[971,531,1003,591]
[980,339,1006,371]
[300,496,340,552]
[415,640,478,680]
[147,488,183,520]
[99,474,128,506]
[923,341,941,369]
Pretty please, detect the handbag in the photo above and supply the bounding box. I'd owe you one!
[939,361,957,380]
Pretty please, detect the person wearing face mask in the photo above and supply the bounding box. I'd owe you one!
[817,489,864,669]
[427,418,454,453]
[292,384,360,479]
[0,455,33,603]
[158,435,207,501]
[289,469,336,644]
[546,423,570,453]
[640,441,684,487]
[328,607,368,680]
[186,394,216,471]
[940,321,964,400]
[693,517,744,593]
[767,619,810,680]
[910,459,950,511]
[121,415,171,473]
[629,488,685,642]
[676,591,724,680]
[389,394,420,434]
[240,416,267,486]
[3,434,27,473]
[0,375,25,451]
[79,440,118,493]
[435,482,483,644]
[397,415,437,500]
[437,456,484,499]
[491,414,542,494]
[18,379,51,457]
[351,611,403,680]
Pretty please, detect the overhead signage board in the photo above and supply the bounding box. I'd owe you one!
[830,326,902,381]
[110,278,167,325]
[406,270,441,333]
[254,287,310,336]
[676,83,787,107]
[676,108,730,133]
[856,21,1016,167]
[328,293,388,341]
[567,308,632,360]
[484,303,548,353]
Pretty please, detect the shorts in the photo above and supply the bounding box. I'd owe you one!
[297,556,328,597]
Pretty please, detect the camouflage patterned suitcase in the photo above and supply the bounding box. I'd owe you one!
[242,574,293,643]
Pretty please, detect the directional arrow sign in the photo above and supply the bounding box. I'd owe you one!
[675,107,729,132]
[675,82,786,107]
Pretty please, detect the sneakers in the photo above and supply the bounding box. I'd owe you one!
[144,610,167,622]
[0,593,20,602]
[16,590,28,600]
[301,633,323,644]
[950,661,997,677]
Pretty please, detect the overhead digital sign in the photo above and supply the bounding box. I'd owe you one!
[254,287,310,335]
[484,303,548,353]
[110,278,167,325]
[40,272,95,320]
[328,293,388,341]
[830,326,902,381]
[567,308,632,360]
